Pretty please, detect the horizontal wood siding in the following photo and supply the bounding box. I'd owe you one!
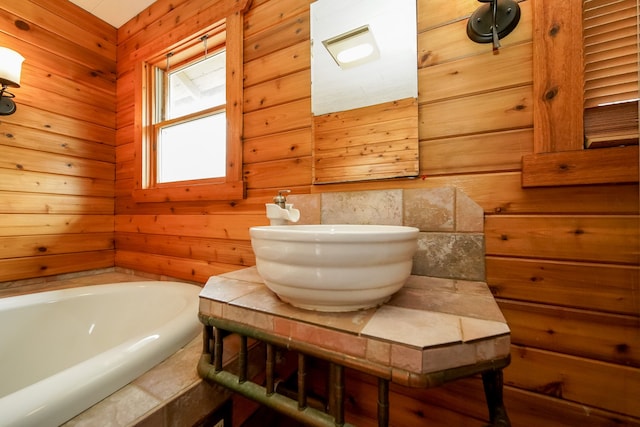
[2,0,635,425]
[113,0,639,425]
[313,97,419,183]
[0,0,116,284]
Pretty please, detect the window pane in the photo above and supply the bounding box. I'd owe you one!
[167,50,226,119]
[157,113,226,183]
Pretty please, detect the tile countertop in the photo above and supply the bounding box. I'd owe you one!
[199,267,510,387]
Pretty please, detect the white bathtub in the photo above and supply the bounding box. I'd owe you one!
[0,281,201,427]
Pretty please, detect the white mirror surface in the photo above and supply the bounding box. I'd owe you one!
[311,0,418,115]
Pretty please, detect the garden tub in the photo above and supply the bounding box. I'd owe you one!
[0,280,201,427]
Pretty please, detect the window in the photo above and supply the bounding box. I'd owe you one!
[155,51,227,183]
[133,5,248,202]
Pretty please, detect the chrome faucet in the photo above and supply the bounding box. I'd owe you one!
[273,189,290,208]
[265,189,300,225]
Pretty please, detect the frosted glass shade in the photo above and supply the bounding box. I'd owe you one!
[0,48,25,88]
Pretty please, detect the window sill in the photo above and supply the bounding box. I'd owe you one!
[132,181,245,203]
[521,145,639,188]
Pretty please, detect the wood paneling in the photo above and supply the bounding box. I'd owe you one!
[500,300,640,366]
[115,214,264,241]
[0,122,114,162]
[485,215,639,264]
[420,86,533,140]
[1,0,637,425]
[0,251,114,283]
[0,0,116,284]
[522,145,640,187]
[313,98,419,183]
[243,98,312,139]
[532,0,584,153]
[419,42,533,103]
[114,250,238,284]
[487,257,639,315]
[110,0,639,424]
[420,129,533,175]
[508,344,640,418]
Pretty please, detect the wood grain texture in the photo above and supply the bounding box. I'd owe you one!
[313,98,419,183]
[532,0,584,152]
[0,0,116,282]
[1,0,638,425]
[522,145,639,187]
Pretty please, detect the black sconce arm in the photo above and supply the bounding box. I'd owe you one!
[467,0,521,51]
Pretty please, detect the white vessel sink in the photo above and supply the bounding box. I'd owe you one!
[249,224,419,312]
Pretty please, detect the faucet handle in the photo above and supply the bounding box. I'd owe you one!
[274,189,291,208]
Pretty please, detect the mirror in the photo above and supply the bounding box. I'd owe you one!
[310,0,419,184]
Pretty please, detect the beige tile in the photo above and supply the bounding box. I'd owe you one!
[412,232,485,281]
[223,304,275,331]
[403,187,455,231]
[460,317,510,342]
[453,279,494,296]
[455,189,484,232]
[362,305,462,348]
[494,335,512,357]
[134,338,202,401]
[62,384,161,427]
[219,266,264,284]
[366,338,391,365]
[321,189,403,225]
[200,298,226,317]
[472,335,512,362]
[403,274,457,291]
[422,343,477,373]
[198,298,212,316]
[272,316,294,338]
[288,193,321,225]
[390,344,423,372]
[231,286,291,314]
[388,287,506,323]
[199,276,263,303]
[163,382,231,427]
[474,340,499,362]
[284,305,376,335]
[289,322,367,357]
[132,407,165,427]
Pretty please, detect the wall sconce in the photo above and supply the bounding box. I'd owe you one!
[0,47,25,116]
[322,25,380,69]
[467,0,520,51]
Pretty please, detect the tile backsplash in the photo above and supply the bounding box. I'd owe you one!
[289,188,485,281]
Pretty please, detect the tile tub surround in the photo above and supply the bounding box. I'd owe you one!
[63,334,229,427]
[199,267,510,381]
[288,187,485,281]
[0,270,235,427]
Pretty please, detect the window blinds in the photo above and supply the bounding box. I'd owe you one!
[583,0,639,147]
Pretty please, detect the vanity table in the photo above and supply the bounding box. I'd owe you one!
[198,267,511,427]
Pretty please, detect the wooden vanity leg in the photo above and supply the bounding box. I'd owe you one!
[482,369,510,427]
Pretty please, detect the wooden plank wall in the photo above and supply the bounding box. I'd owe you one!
[313,97,419,183]
[116,0,640,426]
[0,0,116,283]
[114,0,640,425]
[1,0,636,425]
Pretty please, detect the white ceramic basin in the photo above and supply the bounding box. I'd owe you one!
[249,224,419,312]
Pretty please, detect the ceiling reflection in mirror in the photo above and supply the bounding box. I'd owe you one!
[311,0,418,116]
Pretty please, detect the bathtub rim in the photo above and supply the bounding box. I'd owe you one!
[0,280,202,427]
